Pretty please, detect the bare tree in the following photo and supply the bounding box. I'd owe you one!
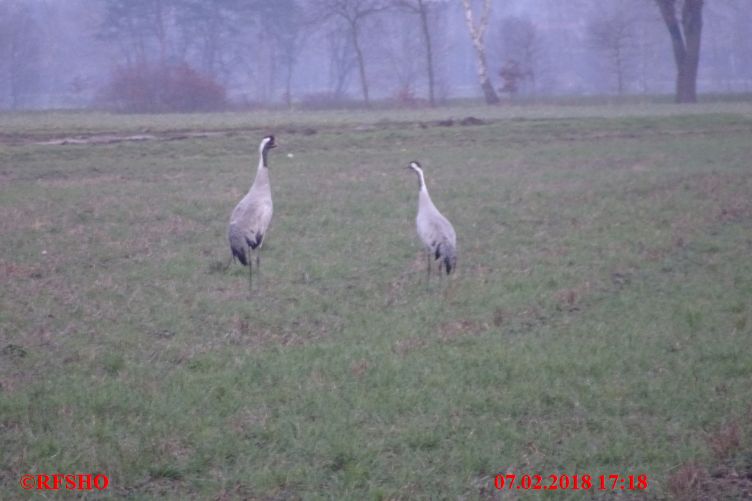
[257,0,307,107]
[392,0,442,106]
[460,0,499,104]
[175,0,245,79]
[98,0,174,67]
[496,16,539,94]
[312,0,389,106]
[587,10,636,94]
[377,14,425,103]
[654,0,704,103]
[324,23,357,98]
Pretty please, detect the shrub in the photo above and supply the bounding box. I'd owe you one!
[394,85,421,107]
[100,63,226,113]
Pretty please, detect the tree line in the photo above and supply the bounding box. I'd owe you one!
[1,0,750,111]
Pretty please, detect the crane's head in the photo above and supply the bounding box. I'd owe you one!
[259,135,277,167]
[407,160,422,172]
[260,135,277,152]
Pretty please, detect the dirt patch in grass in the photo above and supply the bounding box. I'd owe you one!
[668,416,752,500]
[392,336,429,356]
[36,174,127,188]
[218,314,331,350]
[552,280,594,312]
[36,131,230,146]
[228,406,271,435]
[438,319,489,342]
[668,456,752,500]
[548,125,752,144]
[0,260,41,280]
[1,127,296,146]
[8,115,749,149]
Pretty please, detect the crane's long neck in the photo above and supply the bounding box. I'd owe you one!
[413,167,427,192]
[419,185,433,210]
[252,149,270,188]
[414,168,434,209]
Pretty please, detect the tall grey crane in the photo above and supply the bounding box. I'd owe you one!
[228,135,277,288]
[407,161,457,279]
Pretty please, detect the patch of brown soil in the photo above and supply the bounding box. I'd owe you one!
[392,337,429,356]
[37,174,125,188]
[438,319,489,341]
[668,417,752,500]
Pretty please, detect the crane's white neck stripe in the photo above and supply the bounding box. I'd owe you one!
[412,166,427,192]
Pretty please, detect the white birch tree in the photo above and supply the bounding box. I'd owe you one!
[460,0,499,104]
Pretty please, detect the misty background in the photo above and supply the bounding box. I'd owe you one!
[1,0,750,111]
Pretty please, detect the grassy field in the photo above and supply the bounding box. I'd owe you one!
[2,103,752,499]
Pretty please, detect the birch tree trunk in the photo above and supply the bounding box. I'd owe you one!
[461,0,499,104]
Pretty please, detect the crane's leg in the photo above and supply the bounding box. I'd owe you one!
[255,238,264,284]
[247,249,253,292]
[426,251,432,289]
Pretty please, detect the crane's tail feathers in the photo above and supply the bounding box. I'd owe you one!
[231,244,247,266]
[432,242,457,274]
[246,232,264,250]
[443,245,457,275]
[444,255,457,275]
[229,229,248,266]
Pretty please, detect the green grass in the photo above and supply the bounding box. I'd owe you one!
[1,103,752,499]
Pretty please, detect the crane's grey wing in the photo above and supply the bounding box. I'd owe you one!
[418,211,455,250]
[228,196,273,264]
[417,212,457,274]
[231,197,272,247]
[228,225,248,264]
[432,217,457,273]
